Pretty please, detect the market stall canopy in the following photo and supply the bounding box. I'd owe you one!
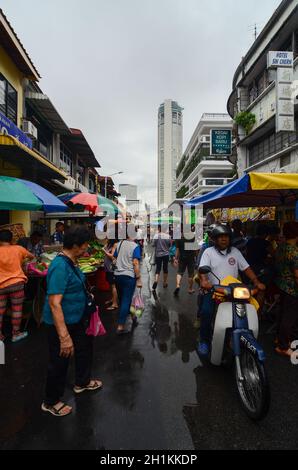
[58,192,123,216]
[63,129,100,168]
[0,176,68,212]
[186,173,298,209]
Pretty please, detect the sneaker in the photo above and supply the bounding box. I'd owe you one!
[152,282,158,291]
[197,342,209,357]
[12,331,28,343]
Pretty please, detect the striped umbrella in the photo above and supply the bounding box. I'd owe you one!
[0,176,67,212]
[58,192,122,215]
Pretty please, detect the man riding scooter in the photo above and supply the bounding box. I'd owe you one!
[197,224,266,357]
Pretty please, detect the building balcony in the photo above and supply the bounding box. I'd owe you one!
[186,178,234,199]
[237,56,298,142]
[178,158,234,190]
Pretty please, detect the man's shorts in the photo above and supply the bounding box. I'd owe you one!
[178,257,195,277]
[155,255,169,275]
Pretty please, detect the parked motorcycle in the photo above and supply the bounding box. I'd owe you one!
[198,266,270,421]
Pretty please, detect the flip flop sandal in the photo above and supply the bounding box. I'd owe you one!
[73,380,103,394]
[41,402,72,417]
[107,306,118,311]
[275,347,293,358]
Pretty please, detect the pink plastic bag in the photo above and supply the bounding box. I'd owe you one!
[27,262,48,277]
[130,289,145,318]
[86,307,106,337]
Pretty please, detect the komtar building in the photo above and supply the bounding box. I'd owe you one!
[228,0,298,176]
[176,113,234,200]
[158,100,183,208]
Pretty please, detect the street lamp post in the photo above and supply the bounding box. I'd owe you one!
[104,171,123,199]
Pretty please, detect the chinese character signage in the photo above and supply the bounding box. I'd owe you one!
[210,129,232,156]
[276,67,295,132]
[0,111,32,149]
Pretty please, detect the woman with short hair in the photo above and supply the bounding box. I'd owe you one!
[42,226,102,417]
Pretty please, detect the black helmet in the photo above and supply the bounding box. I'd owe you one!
[206,224,216,235]
[212,224,232,239]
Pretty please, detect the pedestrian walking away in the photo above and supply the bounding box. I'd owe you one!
[152,226,171,291]
[174,229,199,297]
[114,224,143,335]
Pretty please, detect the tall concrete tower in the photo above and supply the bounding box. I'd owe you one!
[157,99,183,208]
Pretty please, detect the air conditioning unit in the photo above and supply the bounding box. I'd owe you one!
[22,120,38,140]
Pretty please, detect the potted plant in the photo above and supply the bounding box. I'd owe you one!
[234,111,256,135]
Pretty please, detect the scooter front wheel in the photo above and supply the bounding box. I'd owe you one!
[235,349,270,421]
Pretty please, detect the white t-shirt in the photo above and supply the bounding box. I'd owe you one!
[199,246,250,285]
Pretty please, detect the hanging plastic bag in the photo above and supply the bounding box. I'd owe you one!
[86,307,106,337]
[130,289,145,318]
[27,261,48,277]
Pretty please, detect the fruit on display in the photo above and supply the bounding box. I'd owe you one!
[77,246,105,274]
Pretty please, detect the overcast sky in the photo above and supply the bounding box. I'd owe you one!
[2,0,281,206]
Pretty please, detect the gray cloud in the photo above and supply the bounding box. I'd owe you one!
[2,0,281,206]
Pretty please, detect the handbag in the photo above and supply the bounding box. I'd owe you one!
[112,240,124,271]
[59,254,97,318]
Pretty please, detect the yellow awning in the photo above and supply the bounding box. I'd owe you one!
[0,134,66,180]
[250,172,298,190]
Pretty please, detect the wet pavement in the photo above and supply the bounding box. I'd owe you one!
[0,253,298,450]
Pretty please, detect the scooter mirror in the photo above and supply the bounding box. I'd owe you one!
[199,266,211,275]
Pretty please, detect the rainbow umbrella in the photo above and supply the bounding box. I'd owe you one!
[0,176,67,212]
[58,192,122,215]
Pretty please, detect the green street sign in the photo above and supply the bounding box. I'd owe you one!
[210,129,232,156]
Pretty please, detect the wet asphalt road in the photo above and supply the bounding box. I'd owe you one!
[0,253,298,450]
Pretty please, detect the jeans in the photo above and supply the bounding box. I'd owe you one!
[115,275,136,325]
[200,293,215,344]
[44,320,93,406]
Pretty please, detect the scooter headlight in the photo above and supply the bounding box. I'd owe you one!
[233,287,250,300]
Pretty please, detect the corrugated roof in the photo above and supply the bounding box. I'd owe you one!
[0,9,40,80]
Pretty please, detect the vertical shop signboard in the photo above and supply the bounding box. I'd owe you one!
[267,51,295,133]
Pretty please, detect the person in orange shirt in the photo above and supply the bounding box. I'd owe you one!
[0,230,34,342]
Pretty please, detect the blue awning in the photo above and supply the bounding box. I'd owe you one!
[186,173,298,209]
[187,175,249,207]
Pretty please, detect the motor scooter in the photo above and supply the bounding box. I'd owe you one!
[198,266,270,421]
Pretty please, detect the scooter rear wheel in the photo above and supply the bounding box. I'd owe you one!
[235,349,270,421]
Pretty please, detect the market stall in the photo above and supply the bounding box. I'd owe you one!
[186,173,298,227]
[0,176,67,326]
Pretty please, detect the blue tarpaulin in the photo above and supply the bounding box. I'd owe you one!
[186,173,298,209]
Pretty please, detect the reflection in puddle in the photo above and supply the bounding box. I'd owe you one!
[149,294,198,362]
